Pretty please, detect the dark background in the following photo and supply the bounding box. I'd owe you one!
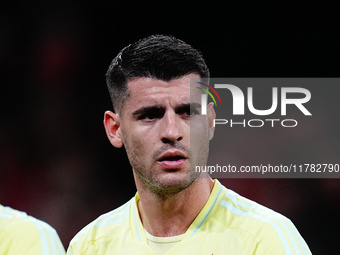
[1,2,339,254]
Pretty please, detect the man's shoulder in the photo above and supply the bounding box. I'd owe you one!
[68,198,133,252]
[0,205,58,235]
[215,186,294,234]
[0,205,65,254]
[212,184,311,254]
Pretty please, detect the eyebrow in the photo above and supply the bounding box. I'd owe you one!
[132,105,165,117]
[175,103,201,113]
[132,103,202,116]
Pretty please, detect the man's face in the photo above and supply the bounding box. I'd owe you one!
[109,73,215,196]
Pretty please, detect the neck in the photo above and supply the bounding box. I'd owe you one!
[134,173,214,237]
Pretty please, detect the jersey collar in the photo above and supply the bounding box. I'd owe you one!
[130,179,224,243]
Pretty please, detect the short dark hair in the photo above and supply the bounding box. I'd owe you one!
[105,34,210,112]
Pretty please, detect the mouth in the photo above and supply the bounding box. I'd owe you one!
[157,151,187,169]
[158,155,186,161]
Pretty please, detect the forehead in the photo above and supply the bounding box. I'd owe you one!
[124,73,201,108]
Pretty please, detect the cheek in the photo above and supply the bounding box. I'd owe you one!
[121,129,151,167]
[190,116,210,140]
[123,134,142,157]
[190,135,210,168]
[120,120,160,157]
[190,118,210,158]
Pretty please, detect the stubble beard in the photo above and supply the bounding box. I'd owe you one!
[127,141,209,199]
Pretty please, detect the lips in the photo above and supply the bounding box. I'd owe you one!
[157,150,187,169]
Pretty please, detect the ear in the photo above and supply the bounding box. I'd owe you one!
[207,102,216,140]
[104,111,124,148]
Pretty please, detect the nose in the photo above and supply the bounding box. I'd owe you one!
[160,110,183,144]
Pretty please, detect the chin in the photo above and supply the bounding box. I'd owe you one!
[149,172,196,196]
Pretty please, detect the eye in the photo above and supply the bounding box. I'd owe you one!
[177,105,199,118]
[189,107,199,116]
[183,108,197,116]
[137,107,165,121]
